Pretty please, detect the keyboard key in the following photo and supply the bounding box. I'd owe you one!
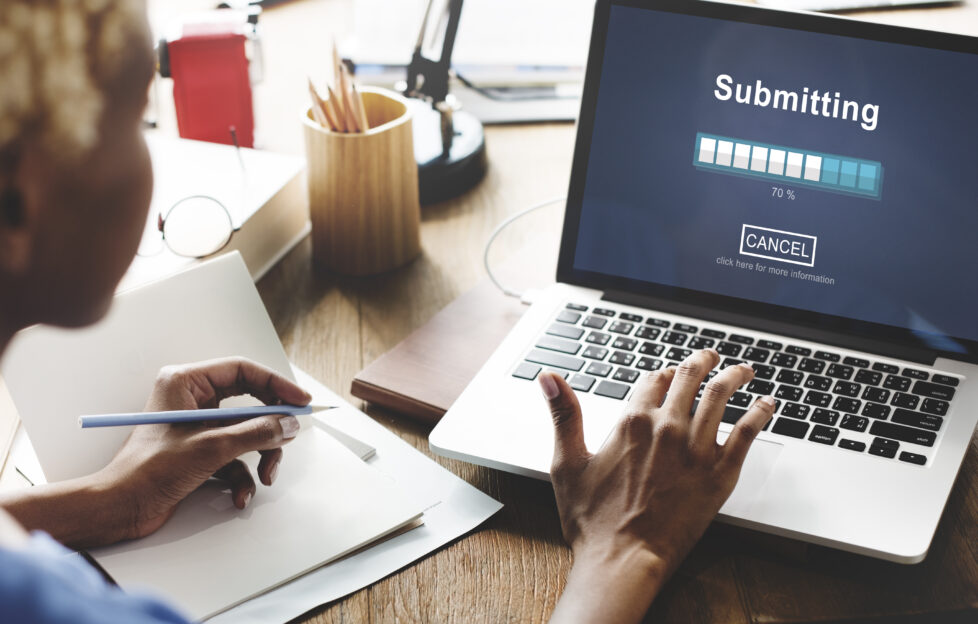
[883,375,911,392]
[912,380,956,401]
[757,339,783,350]
[613,368,640,383]
[809,425,839,445]
[536,335,582,355]
[545,369,569,380]
[665,347,692,361]
[586,331,611,345]
[720,358,744,369]
[843,356,870,368]
[608,321,635,335]
[566,303,588,311]
[862,402,891,420]
[593,308,616,317]
[609,351,635,366]
[825,364,854,380]
[772,417,809,438]
[776,386,803,402]
[803,390,832,408]
[840,414,869,432]
[798,358,826,374]
[855,369,882,385]
[862,387,890,403]
[728,334,754,345]
[810,408,840,426]
[556,310,581,324]
[547,323,584,340]
[619,312,643,322]
[716,342,743,357]
[786,345,812,356]
[770,352,797,368]
[902,368,929,380]
[645,317,670,327]
[525,349,585,372]
[920,398,949,417]
[635,326,661,340]
[804,375,832,391]
[869,444,898,459]
[582,316,607,329]
[869,421,936,447]
[839,439,866,452]
[586,362,613,377]
[662,331,688,345]
[891,408,943,432]
[582,346,609,360]
[674,323,698,333]
[743,347,770,363]
[729,392,752,407]
[932,374,959,387]
[832,397,862,413]
[776,370,804,385]
[813,351,841,362]
[701,329,726,339]
[780,402,810,419]
[688,336,715,349]
[891,392,920,410]
[871,437,899,450]
[569,374,596,392]
[752,364,776,380]
[512,362,541,380]
[747,380,776,395]
[612,337,638,351]
[899,451,927,465]
[636,357,663,371]
[833,381,861,397]
[639,342,665,357]
[872,362,899,374]
[690,400,746,424]
[594,380,630,400]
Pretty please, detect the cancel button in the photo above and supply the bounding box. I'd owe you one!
[740,224,817,267]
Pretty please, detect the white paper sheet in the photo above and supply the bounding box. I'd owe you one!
[208,367,503,624]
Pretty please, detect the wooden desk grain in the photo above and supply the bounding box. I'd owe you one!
[135,1,978,621]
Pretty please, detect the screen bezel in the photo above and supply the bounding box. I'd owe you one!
[557,0,978,363]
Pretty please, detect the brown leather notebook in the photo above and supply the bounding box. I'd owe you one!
[351,280,526,423]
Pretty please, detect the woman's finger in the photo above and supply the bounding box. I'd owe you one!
[172,357,312,407]
[257,448,283,486]
[689,362,755,454]
[626,367,676,415]
[660,349,719,421]
[539,371,590,474]
[719,396,777,473]
[214,459,256,509]
[207,414,300,461]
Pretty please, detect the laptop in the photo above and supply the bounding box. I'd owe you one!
[430,0,978,563]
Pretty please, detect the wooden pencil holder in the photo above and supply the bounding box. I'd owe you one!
[303,87,421,275]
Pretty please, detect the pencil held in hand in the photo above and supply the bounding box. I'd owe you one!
[307,42,370,134]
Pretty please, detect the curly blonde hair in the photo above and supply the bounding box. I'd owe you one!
[0,0,146,164]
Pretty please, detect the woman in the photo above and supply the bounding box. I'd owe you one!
[0,2,774,622]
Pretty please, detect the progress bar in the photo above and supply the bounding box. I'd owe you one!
[693,133,883,200]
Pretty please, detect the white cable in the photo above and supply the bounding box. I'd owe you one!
[483,196,567,300]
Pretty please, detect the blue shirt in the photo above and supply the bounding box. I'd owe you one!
[0,532,190,624]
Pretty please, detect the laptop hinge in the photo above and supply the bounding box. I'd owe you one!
[602,289,939,365]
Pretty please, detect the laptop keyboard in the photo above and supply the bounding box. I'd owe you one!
[512,302,962,467]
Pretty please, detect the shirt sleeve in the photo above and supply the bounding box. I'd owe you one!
[0,531,191,624]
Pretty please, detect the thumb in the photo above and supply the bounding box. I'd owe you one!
[538,371,588,471]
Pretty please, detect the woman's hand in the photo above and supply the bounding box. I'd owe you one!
[540,349,776,624]
[0,357,310,549]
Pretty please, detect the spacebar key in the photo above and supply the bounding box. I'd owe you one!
[525,349,585,372]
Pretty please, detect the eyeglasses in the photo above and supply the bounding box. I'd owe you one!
[137,195,240,259]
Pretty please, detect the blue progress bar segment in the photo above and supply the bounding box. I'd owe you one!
[693,133,883,200]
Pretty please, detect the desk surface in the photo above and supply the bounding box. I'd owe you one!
[13,0,978,621]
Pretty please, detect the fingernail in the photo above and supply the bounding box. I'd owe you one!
[243,491,252,508]
[760,395,776,408]
[269,460,280,484]
[538,373,560,400]
[738,363,755,372]
[281,415,300,439]
[705,348,719,360]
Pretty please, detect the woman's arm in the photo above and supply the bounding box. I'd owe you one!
[0,357,310,549]
[541,349,776,623]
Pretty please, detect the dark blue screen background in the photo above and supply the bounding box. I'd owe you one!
[573,5,978,347]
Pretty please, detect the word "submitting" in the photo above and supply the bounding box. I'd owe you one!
[714,74,879,132]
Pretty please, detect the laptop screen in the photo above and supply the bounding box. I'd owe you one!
[560,0,978,358]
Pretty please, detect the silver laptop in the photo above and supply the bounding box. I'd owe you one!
[430,0,978,563]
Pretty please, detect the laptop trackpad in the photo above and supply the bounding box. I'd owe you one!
[717,433,783,516]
